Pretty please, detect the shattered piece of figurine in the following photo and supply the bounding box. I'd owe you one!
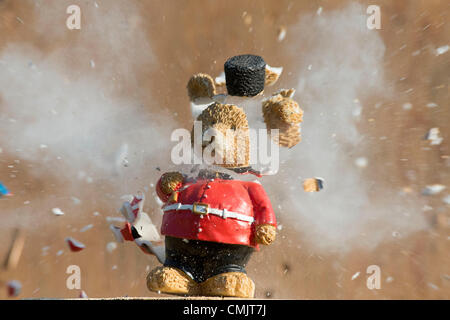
[214,71,226,87]
[425,128,443,145]
[0,181,12,197]
[303,178,324,192]
[7,280,21,297]
[79,290,88,298]
[422,184,446,196]
[52,208,64,216]
[265,65,283,87]
[262,89,303,148]
[187,73,216,101]
[112,194,165,263]
[65,237,85,252]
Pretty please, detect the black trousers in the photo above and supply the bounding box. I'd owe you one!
[164,236,255,283]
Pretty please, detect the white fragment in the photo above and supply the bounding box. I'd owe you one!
[443,195,450,205]
[436,45,449,56]
[80,224,93,232]
[425,128,443,145]
[106,242,117,253]
[402,102,412,110]
[427,282,439,290]
[355,157,368,168]
[79,290,88,298]
[316,7,323,16]
[386,276,394,283]
[351,272,360,280]
[106,216,126,223]
[214,72,226,86]
[422,184,446,195]
[90,60,95,68]
[426,102,438,108]
[277,26,286,42]
[52,208,64,216]
[56,250,64,256]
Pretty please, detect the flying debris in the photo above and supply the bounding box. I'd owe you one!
[422,184,446,196]
[277,26,287,42]
[106,242,117,253]
[7,280,21,297]
[79,290,88,298]
[425,128,443,145]
[355,157,368,168]
[262,89,303,148]
[214,72,226,87]
[0,182,12,197]
[265,65,283,87]
[303,178,324,192]
[351,272,361,280]
[52,208,65,216]
[112,194,164,263]
[80,224,93,232]
[435,45,449,56]
[65,237,86,252]
[187,73,216,101]
[443,195,450,205]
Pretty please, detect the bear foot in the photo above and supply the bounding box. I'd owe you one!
[146,266,199,296]
[200,272,255,298]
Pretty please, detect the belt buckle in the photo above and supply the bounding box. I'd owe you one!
[193,202,209,215]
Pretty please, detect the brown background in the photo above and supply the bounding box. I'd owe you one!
[0,0,448,299]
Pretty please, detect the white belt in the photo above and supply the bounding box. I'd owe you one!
[163,202,254,224]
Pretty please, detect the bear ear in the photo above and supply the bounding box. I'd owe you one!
[186,73,216,101]
[262,92,303,149]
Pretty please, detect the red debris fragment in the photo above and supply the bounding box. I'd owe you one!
[65,237,85,252]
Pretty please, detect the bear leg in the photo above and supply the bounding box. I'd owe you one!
[200,272,255,298]
[146,266,199,296]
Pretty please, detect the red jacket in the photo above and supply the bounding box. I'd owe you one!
[156,176,276,248]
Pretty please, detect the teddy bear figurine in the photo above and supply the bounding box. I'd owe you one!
[147,55,303,298]
[114,55,303,298]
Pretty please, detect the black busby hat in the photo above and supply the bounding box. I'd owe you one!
[224,54,266,97]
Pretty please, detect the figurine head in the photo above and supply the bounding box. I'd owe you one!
[192,102,250,168]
